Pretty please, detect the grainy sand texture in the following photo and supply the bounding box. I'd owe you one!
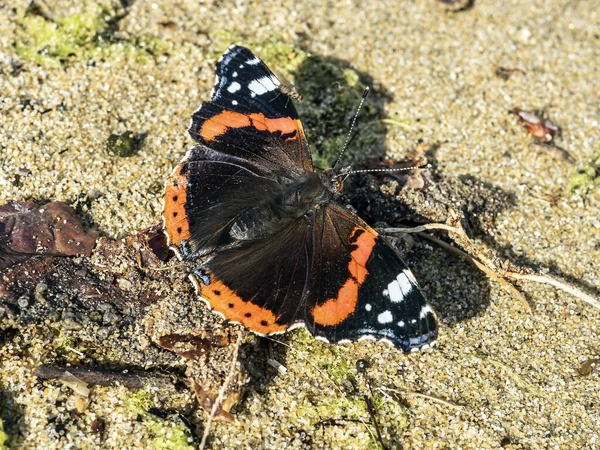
[1,0,599,449]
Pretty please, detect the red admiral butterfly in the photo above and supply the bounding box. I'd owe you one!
[163,45,437,352]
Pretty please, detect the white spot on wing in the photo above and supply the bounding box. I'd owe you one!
[377,310,393,324]
[387,279,405,303]
[365,303,372,312]
[227,82,241,93]
[397,320,405,328]
[232,71,238,77]
[420,304,433,319]
[231,100,238,105]
[248,76,280,95]
[246,56,261,65]
[397,270,413,296]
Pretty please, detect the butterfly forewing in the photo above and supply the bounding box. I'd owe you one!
[305,204,437,351]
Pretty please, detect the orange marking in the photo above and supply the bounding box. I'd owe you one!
[311,228,376,326]
[191,275,287,335]
[163,164,191,245]
[200,110,300,141]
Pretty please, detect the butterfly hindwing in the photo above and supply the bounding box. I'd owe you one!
[189,219,312,335]
[304,204,437,351]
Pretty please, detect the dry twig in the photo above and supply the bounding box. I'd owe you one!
[199,329,244,450]
[418,232,532,313]
[378,386,463,411]
[383,218,600,312]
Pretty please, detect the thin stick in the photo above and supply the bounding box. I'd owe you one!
[377,386,463,411]
[418,232,532,313]
[406,392,464,410]
[384,222,600,312]
[504,272,600,311]
[380,118,415,130]
[363,394,386,450]
[381,224,462,235]
[467,352,541,395]
[35,364,178,390]
[199,329,244,450]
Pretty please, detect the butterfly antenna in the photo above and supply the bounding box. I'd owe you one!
[333,87,370,170]
[348,164,428,176]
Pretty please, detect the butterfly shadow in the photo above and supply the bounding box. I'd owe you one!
[234,49,516,410]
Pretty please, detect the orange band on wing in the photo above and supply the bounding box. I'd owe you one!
[163,163,191,246]
[311,228,376,326]
[191,275,287,335]
[200,110,300,141]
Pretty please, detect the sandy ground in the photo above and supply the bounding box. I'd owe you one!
[1,0,599,448]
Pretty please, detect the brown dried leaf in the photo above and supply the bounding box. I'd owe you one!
[495,67,525,80]
[156,333,228,360]
[0,201,97,269]
[189,379,237,424]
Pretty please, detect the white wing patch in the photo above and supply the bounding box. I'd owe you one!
[419,304,433,319]
[227,82,242,93]
[377,310,393,324]
[248,76,280,95]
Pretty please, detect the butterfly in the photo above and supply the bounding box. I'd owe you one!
[162,45,437,352]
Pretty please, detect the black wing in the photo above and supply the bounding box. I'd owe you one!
[188,218,312,336]
[304,204,437,352]
[188,45,313,177]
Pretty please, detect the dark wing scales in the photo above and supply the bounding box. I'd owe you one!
[189,45,313,176]
[189,102,311,178]
[163,144,280,258]
[189,219,312,335]
[305,204,437,352]
[211,45,298,118]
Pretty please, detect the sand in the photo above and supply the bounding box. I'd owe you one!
[0,0,599,448]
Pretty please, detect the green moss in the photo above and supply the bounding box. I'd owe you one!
[124,389,155,414]
[567,154,600,194]
[297,394,367,423]
[15,7,178,67]
[145,415,194,450]
[256,36,307,72]
[107,131,141,157]
[0,418,8,449]
[210,29,245,53]
[123,390,193,450]
[51,332,86,362]
[15,9,108,67]
[320,346,355,386]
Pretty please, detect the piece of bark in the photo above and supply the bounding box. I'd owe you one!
[35,364,180,391]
